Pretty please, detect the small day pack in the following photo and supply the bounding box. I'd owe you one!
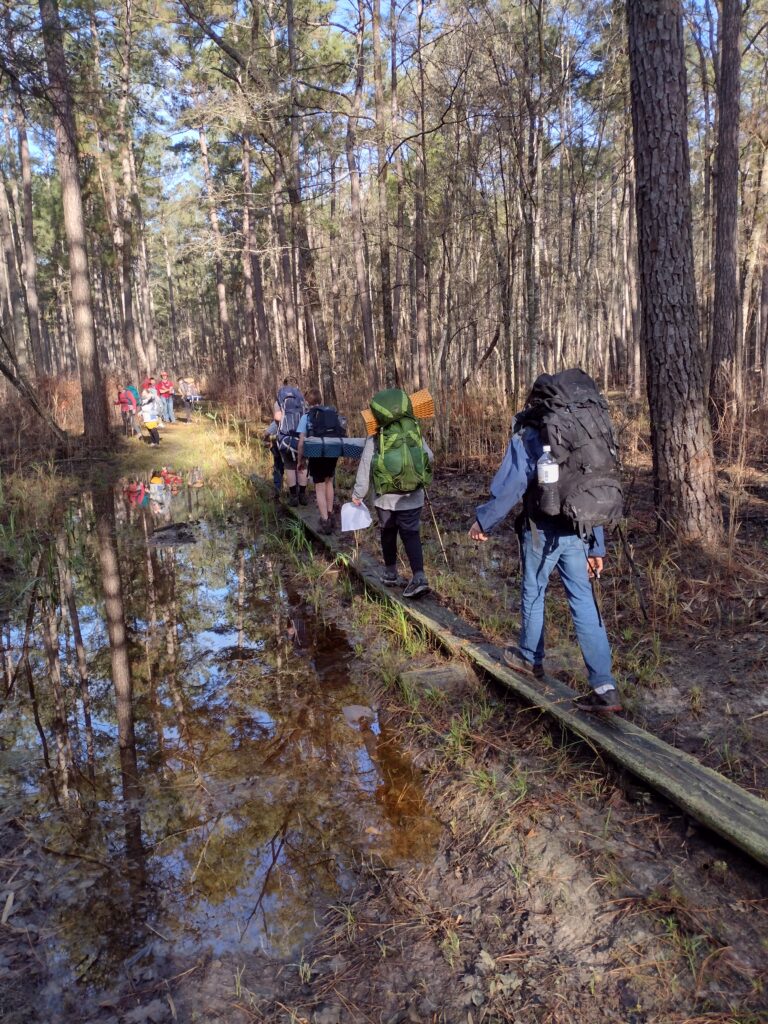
[517,369,623,535]
[369,388,432,495]
[307,405,345,438]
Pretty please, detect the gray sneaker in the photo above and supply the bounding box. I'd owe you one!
[502,647,544,679]
[382,568,405,586]
[403,572,430,599]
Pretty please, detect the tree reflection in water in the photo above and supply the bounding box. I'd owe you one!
[0,481,439,1010]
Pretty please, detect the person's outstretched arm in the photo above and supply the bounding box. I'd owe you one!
[469,431,537,541]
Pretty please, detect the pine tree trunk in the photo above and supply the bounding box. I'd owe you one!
[373,0,396,385]
[709,0,742,424]
[162,228,179,354]
[198,127,235,376]
[0,169,28,372]
[129,145,157,372]
[240,138,259,369]
[627,0,723,545]
[346,0,378,388]
[414,0,430,388]
[39,0,108,442]
[14,97,45,377]
[272,164,298,369]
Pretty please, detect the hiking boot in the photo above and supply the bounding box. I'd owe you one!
[320,517,333,535]
[289,490,299,507]
[574,688,623,714]
[382,568,405,587]
[299,489,309,506]
[503,647,544,679]
[403,572,430,599]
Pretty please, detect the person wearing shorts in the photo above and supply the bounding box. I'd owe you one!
[296,388,339,534]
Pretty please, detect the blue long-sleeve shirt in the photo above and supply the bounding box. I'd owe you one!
[475,426,605,557]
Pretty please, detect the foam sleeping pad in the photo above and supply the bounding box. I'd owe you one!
[281,436,367,459]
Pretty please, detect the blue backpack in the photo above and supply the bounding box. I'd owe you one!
[277,386,305,434]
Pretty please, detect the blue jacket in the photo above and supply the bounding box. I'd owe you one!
[475,425,605,557]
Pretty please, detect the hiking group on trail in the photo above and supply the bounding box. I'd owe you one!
[265,368,625,713]
[115,371,203,445]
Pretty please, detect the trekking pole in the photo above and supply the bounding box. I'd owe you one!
[589,564,603,627]
[616,523,650,623]
[424,487,450,567]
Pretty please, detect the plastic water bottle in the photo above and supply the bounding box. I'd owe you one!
[537,445,560,516]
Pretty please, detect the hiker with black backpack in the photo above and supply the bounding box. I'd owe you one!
[351,388,434,599]
[296,387,346,534]
[468,369,624,713]
[274,377,308,506]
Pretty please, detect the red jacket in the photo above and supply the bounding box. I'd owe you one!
[157,377,175,397]
[117,389,137,413]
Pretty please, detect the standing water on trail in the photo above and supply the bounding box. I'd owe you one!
[0,483,438,1023]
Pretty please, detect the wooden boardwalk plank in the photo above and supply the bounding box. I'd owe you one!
[285,503,768,868]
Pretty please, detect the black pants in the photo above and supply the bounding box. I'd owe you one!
[147,427,160,445]
[271,441,284,492]
[377,506,424,574]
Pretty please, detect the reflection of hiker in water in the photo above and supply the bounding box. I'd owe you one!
[351,713,426,829]
[286,614,308,648]
[149,469,172,519]
[124,478,149,509]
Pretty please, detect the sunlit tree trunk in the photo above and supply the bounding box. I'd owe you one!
[198,126,235,375]
[0,168,28,371]
[127,145,157,371]
[14,96,45,377]
[39,0,108,442]
[162,227,179,355]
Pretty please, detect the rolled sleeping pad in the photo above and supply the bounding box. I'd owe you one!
[278,436,367,460]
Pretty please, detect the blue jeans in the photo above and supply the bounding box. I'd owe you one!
[519,525,615,690]
[161,395,175,422]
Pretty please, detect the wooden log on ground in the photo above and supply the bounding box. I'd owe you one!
[283,500,768,869]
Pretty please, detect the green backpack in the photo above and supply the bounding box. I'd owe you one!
[370,389,433,494]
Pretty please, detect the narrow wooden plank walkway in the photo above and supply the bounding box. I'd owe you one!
[284,502,768,869]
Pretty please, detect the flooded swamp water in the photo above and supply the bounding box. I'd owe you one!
[2,467,768,1024]
[0,482,439,1023]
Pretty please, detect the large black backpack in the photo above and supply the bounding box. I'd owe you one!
[518,369,623,535]
[307,405,345,438]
